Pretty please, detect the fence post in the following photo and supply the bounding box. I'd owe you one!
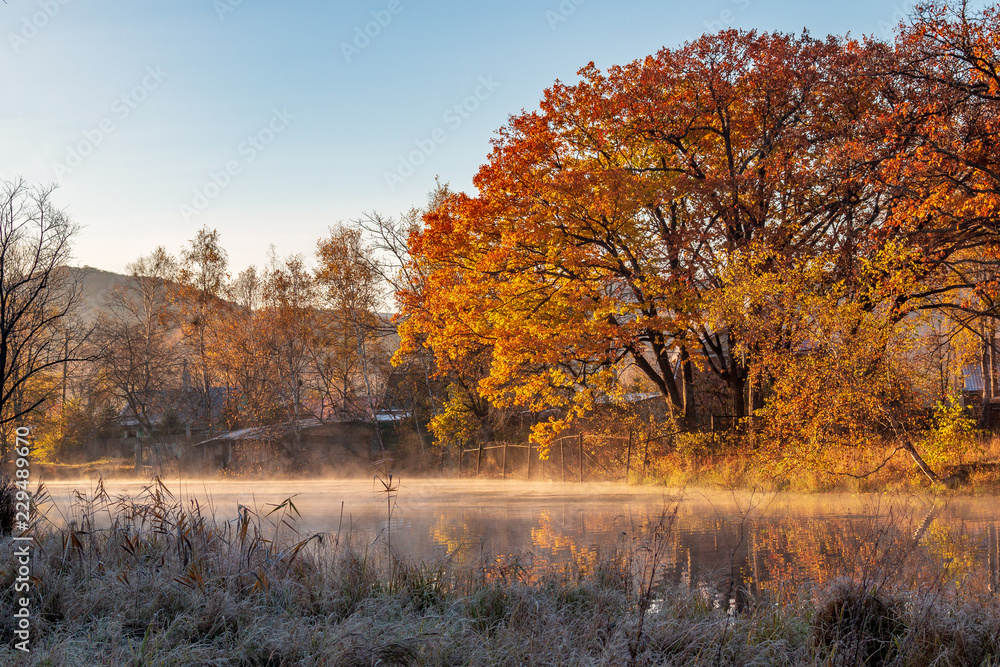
[643,434,651,481]
[625,430,633,486]
[579,433,584,483]
[458,445,463,476]
[561,438,566,483]
[477,440,484,477]
[502,441,508,480]
[990,522,998,595]
[526,443,532,480]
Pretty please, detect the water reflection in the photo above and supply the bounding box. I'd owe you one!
[41,478,1000,598]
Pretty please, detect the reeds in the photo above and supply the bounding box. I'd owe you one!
[0,480,997,665]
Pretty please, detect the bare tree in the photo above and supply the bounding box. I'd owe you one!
[94,247,181,442]
[315,224,391,453]
[0,179,86,458]
[351,181,455,459]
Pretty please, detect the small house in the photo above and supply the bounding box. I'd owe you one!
[191,418,376,474]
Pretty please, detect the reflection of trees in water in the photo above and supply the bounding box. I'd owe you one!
[422,499,999,600]
[427,504,679,581]
[734,511,997,601]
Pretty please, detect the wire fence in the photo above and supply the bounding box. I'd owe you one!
[456,430,675,484]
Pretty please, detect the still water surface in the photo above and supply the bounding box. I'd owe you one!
[41,478,1000,598]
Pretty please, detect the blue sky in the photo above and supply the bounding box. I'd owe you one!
[3,0,925,274]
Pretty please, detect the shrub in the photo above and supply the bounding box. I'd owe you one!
[919,394,979,467]
[812,582,906,666]
[0,472,16,534]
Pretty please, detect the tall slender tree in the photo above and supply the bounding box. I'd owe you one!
[177,227,229,436]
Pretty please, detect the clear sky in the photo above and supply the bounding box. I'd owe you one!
[3,0,927,274]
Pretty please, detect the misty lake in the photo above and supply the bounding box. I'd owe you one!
[40,479,1000,600]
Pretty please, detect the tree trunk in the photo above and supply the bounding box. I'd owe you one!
[990,323,998,398]
[902,440,944,486]
[729,376,746,418]
[985,327,994,403]
[625,430,633,486]
[982,332,994,430]
[358,334,385,456]
[631,342,685,420]
[561,438,566,483]
[680,345,696,426]
[411,409,426,455]
[748,371,765,414]
[643,434,651,480]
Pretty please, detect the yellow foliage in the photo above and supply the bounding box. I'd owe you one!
[916,394,979,467]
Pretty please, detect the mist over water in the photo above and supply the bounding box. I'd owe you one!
[39,478,1000,598]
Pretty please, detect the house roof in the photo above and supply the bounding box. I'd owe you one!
[965,365,984,393]
[375,409,411,423]
[596,392,662,405]
[192,419,324,447]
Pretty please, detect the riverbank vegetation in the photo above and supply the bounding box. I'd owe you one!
[1,479,997,665]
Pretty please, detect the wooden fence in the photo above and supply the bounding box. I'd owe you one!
[456,431,670,484]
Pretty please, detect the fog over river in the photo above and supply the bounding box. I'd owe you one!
[40,478,1000,600]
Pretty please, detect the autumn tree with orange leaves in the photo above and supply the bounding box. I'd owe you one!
[401,31,909,453]
[399,12,1000,480]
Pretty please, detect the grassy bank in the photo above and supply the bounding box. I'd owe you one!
[30,458,136,481]
[639,434,1000,495]
[0,480,998,665]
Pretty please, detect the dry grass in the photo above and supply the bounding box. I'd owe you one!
[32,458,136,480]
[643,432,1000,495]
[0,480,997,665]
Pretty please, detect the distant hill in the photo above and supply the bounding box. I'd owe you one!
[62,267,402,349]
[64,266,136,321]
